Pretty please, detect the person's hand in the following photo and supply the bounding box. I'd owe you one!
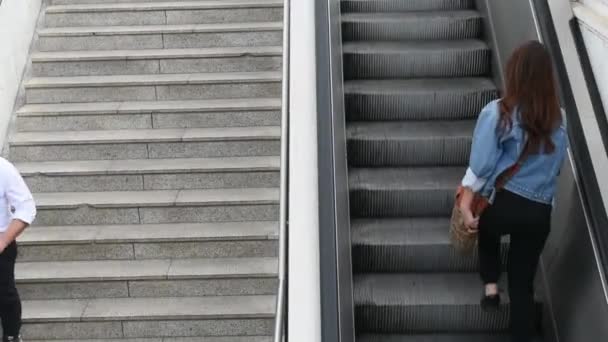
[462,209,479,233]
[0,239,7,254]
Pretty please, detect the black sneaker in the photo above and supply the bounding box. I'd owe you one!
[3,336,23,342]
[481,293,501,312]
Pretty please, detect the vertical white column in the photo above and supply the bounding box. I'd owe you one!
[287,0,322,341]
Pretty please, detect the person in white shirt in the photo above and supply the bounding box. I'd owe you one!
[0,157,36,342]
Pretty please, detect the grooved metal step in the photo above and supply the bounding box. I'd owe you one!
[45,0,283,27]
[349,167,463,218]
[341,0,474,13]
[37,22,283,51]
[342,11,482,41]
[357,334,524,342]
[344,78,497,121]
[351,218,509,272]
[354,273,511,333]
[343,40,490,79]
[346,120,474,166]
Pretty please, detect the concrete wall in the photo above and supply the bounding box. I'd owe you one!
[573,0,608,114]
[0,0,42,149]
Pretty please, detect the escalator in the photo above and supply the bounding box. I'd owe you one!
[342,0,510,339]
[313,0,608,341]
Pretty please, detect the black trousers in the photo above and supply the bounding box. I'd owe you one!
[478,190,551,342]
[0,242,21,338]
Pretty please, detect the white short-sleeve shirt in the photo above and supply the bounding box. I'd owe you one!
[0,157,36,232]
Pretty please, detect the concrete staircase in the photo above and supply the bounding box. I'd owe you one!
[8,0,282,340]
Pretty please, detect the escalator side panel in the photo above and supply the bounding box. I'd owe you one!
[540,156,608,342]
[473,0,542,89]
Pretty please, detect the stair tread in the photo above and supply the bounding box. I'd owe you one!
[342,10,481,22]
[25,71,281,88]
[344,77,496,94]
[16,156,279,176]
[47,0,283,13]
[343,39,488,54]
[33,188,278,208]
[354,273,508,306]
[31,46,282,62]
[22,295,275,321]
[349,167,464,190]
[16,257,276,282]
[39,21,282,36]
[30,338,271,342]
[19,221,277,245]
[347,120,475,140]
[11,126,279,145]
[17,98,281,116]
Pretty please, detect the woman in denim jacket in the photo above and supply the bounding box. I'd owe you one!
[459,41,568,342]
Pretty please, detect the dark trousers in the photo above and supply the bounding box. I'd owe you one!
[0,242,21,338]
[478,190,551,342]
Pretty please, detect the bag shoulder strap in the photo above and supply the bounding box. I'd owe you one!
[495,139,530,190]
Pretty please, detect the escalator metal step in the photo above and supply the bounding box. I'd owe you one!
[354,273,511,332]
[341,0,474,13]
[346,120,474,166]
[357,333,526,342]
[343,40,491,79]
[344,78,497,121]
[349,167,463,217]
[342,11,482,41]
[352,218,509,272]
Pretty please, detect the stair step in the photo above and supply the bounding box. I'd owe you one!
[344,77,497,121]
[10,127,280,162]
[24,72,281,104]
[342,11,482,41]
[16,257,276,299]
[349,167,462,217]
[18,221,277,261]
[346,120,474,166]
[32,188,278,226]
[37,21,283,51]
[343,40,490,79]
[46,0,283,27]
[341,0,474,13]
[354,273,510,332]
[21,295,274,339]
[31,46,282,76]
[17,156,279,192]
[31,338,271,342]
[16,98,281,131]
[351,218,508,272]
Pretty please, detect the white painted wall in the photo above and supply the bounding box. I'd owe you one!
[0,0,42,148]
[572,0,608,114]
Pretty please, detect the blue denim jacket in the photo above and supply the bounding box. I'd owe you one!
[461,99,568,205]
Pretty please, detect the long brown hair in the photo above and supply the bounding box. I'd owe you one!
[499,40,561,154]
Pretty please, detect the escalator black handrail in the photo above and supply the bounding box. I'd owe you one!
[532,0,608,286]
[315,0,355,341]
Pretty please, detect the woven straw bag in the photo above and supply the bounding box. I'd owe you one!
[450,187,489,255]
[450,141,529,255]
